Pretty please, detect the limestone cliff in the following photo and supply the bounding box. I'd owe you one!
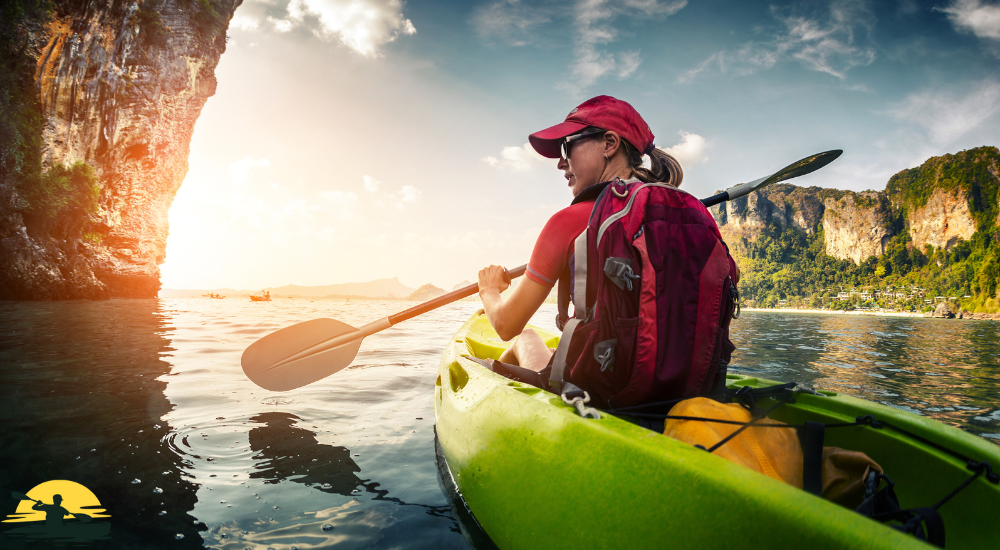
[711,147,1000,265]
[821,192,893,264]
[0,0,240,299]
[906,187,976,251]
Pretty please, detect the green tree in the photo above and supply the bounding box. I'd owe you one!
[19,161,101,237]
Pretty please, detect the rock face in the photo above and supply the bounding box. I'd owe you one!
[712,147,1000,264]
[906,187,976,251]
[932,302,955,319]
[711,184,832,242]
[0,0,240,299]
[821,192,893,264]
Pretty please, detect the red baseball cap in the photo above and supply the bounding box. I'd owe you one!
[529,95,655,159]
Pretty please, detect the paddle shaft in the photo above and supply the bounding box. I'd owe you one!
[269,154,834,366]
[280,177,748,362]
[267,265,528,370]
[10,492,91,521]
[382,171,788,326]
[388,265,527,325]
[244,149,844,389]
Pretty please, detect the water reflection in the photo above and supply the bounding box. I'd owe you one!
[249,411,452,520]
[0,300,204,548]
[4,299,996,550]
[153,297,480,549]
[729,312,1000,442]
[249,412,362,494]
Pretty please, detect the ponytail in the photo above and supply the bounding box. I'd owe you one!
[621,139,683,188]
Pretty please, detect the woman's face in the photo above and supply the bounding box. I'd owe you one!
[557,132,610,196]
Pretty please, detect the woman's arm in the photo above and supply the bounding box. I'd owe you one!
[478,265,552,341]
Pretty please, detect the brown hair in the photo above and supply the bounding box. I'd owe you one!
[620,138,683,187]
[573,126,684,187]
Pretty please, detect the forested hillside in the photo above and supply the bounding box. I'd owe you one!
[720,147,1000,312]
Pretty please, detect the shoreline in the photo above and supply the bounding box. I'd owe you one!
[742,308,924,318]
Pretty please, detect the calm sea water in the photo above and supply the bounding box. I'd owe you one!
[1,299,998,549]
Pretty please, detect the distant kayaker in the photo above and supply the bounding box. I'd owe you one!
[478,96,682,374]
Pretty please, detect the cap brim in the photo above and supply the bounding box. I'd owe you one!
[529,120,589,159]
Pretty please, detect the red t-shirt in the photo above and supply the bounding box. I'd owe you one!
[525,200,594,288]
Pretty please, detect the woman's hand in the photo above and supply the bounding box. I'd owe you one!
[478,265,510,297]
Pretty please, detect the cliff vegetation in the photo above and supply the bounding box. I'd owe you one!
[719,147,1000,313]
[0,0,240,299]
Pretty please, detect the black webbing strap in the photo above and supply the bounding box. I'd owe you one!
[725,382,798,405]
[801,421,825,496]
[704,401,786,453]
[857,468,944,548]
[461,361,996,541]
[462,356,552,390]
[899,508,946,548]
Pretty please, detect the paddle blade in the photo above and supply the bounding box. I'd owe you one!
[73,513,92,523]
[242,318,363,391]
[721,149,843,202]
[769,149,842,184]
[11,491,32,501]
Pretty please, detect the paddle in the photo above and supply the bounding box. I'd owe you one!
[700,149,842,207]
[10,491,92,522]
[242,149,842,391]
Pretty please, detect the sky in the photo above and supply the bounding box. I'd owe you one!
[160,0,1000,291]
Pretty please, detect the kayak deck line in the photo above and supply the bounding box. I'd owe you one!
[435,312,1000,550]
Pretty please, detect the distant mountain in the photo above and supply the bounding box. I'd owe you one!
[160,277,416,298]
[407,283,447,301]
[453,280,472,290]
[266,277,416,298]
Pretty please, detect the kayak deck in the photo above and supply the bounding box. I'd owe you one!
[434,312,1000,550]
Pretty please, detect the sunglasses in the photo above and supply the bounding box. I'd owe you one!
[560,129,606,160]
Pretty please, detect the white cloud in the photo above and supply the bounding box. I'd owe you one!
[386,185,421,210]
[362,174,380,193]
[471,0,551,46]
[679,0,875,82]
[268,15,293,33]
[939,0,1000,41]
[887,80,1000,145]
[320,189,360,219]
[231,14,260,31]
[563,0,686,90]
[617,51,642,78]
[661,131,707,167]
[360,175,421,210]
[228,156,271,182]
[235,0,416,57]
[677,54,719,83]
[482,142,549,171]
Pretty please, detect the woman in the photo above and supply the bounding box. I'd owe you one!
[478,95,683,374]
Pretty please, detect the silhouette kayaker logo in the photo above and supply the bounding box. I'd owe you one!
[3,480,111,544]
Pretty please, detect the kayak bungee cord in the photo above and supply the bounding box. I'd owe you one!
[473,355,997,548]
[610,383,998,548]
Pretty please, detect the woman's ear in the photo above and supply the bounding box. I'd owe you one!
[604,132,620,156]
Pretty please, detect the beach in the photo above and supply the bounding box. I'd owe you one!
[742,307,925,318]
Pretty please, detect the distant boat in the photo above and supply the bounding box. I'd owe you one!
[249,294,272,302]
[203,293,226,299]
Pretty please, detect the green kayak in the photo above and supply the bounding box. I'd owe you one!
[434,312,1000,549]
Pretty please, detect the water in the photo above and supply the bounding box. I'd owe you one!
[726,312,1000,440]
[0,301,998,549]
